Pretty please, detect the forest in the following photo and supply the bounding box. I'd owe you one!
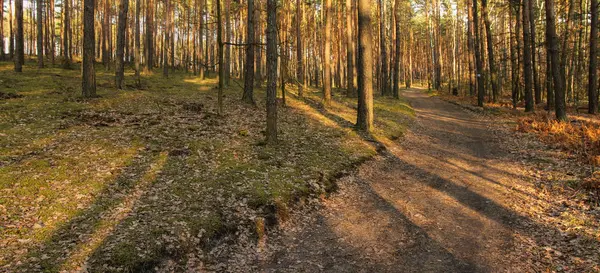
[0,0,599,272]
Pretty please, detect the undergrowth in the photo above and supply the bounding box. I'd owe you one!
[0,60,413,272]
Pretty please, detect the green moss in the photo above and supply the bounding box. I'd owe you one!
[0,61,414,271]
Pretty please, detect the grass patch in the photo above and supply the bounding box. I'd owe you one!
[0,60,413,271]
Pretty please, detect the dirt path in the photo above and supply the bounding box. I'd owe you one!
[259,89,543,272]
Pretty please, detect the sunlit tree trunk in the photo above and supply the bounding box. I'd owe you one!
[473,0,484,106]
[14,0,23,72]
[323,0,332,105]
[356,0,373,132]
[266,0,278,143]
[82,0,96,97]
[481,0,498,102]
[116,0,129,89]
[37,0,43,68]
[243,0,256,104]
[523,0,534,112]
[297,0,305,97]
[546,0,566,120]
[589,0,598,114]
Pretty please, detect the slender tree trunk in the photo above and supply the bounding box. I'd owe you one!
[225,0,231,85]
[323,0,332,105]
[62,0,70,68]
[14,0,23,72]
[481,0,498,102]
[163,0,170,78]
[243,0,256,104]
[523,0,534,112]
[473,0,485,106]
[297,0,304,97]
[217,0,224,115]
[546,0,566,120]
[83,0,96,97]
[393,0,401,98]
[116,0,129,89]
[9,0,13,60]
[530,0,541,104]
[199,0,205,79]
[37,0,43,68]
[144,0,153,72]
[266,0,278,143]
[357,0,374,132]
[509,3,519,108]
[589,0,598,113]
[103,0,110,70]
[135,0,141,86]
[379,0,389,95]
[0,0,4,61]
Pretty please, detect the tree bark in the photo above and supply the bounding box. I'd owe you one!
[163,0,170,78]
[323,0,332,105]
[0,0,4,61]
[61,0,70,69]
[82,0,96,97]
[217,0,224,115]
[144,0,153,72]
[297,0,305,97]
[14,0,23,72]
[380,0,389,95]
[266,0,278,143]
[523,0,534,112]
[135,0,141,86]
[481,0,498,102]
[529,0,541,104]
[356,0,374,132]
[37,0,43,68]
[243,0,256,104]
[546,0,566,120]
[393,0,401,98]
[473,0,485,106]
[589,0,598,114]
[116,0,129,89]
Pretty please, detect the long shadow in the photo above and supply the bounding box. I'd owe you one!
[298,91,600,270]
[16,149,162,272]
[267,175,481,273]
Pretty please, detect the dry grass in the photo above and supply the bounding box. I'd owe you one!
[518,113,600,189]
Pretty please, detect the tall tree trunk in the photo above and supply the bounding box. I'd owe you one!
[116,0,129,89]
[135,0,141,86]
[199,0,205,79]
[323,0,332,105]
[62,0,70,68]
[9,0,13,60]
[481,0,498,102]
[589,0,598,113]
[379,0,389,95]
[393,0,401,98]
[83,0,96,97]
[50,0,55,65]
[37,0,43,68]
[0,0,4,61]
[243,0,256,104]
[356,0,373,132]
[225,0,231,85]
[163,0,170,78]
[509,2,519,108]
[297,0,304,97]
[14,0,23,72]
[546,0,566,120]
[473,0,485,106]
[144,0,153,72]
[103,0,110,70]
[217,0,224,115]
[523,0,534,112]
[255,0,262,87]
[529,0,541,104]
[266,0,278,143]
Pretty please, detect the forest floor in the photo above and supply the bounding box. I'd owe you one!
[0,61,413,272]
[253,89,600,272]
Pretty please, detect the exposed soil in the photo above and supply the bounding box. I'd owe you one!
[256,89,599,272]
